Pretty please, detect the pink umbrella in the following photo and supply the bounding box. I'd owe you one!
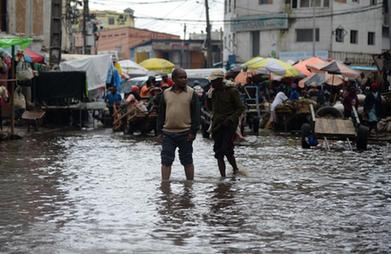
[293,56,327,77]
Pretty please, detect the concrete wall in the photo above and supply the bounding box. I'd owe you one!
[224,0,385,64]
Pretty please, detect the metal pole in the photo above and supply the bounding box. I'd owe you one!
[205,0,213,67]
[181,23,186,68]
[83,0,89,54]
[10,46,15,135]
[312,0,316,56]
[388,0,391,48]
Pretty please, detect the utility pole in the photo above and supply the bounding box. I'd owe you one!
[205,0,213,68]
[312,0,316,56]
[181,23,186,68]
[49,0,62,66]
[388,0,391,49]
[83,0,90,54]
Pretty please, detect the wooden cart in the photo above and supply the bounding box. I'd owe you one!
[301,104,369,150]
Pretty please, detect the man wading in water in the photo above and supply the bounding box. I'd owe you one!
[157,68,200,181]
[208,70,245,177]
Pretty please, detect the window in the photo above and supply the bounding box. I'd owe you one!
[368,32,375,45]
[292,0,298,8]
[350,30,358,44]
[335,28,344,42]
[108,17,115,25]
[224,0,227,14]
[259,0,272,4]
[234,0,236,9]
[324,0,329,7]
[251,31,260,57]
[229,0,231,12]
[312,0,321,7]
[300,0,310,7]
[296,28,320,42]
[370,0,377,5]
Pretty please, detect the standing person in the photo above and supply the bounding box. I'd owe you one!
[157,68,200,181]
[364,83,382,134]
[343,82,358,119]
[208,70,245,177]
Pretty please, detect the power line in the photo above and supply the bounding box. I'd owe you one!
[131,3,383,23]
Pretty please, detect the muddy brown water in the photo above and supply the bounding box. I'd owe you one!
[0,129,390,253]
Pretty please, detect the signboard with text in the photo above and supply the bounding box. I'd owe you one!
[231,14,288,32]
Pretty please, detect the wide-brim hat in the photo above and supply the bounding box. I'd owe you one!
[208,70,225,81]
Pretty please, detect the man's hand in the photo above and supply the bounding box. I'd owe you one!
[187,132,195,142]
[156,134,163,144]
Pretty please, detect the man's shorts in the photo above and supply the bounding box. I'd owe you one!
[161,131,193,166]
[212,126,236,159]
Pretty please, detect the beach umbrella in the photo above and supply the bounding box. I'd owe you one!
[234,71,252,85]
[119,59,148,76]
[320,60,360,78]
[24,48,45,64]
[244,57,302,77]
[293,56,327,77]
[298,72,344,88]
[139,58,175,74]
[242,56,264,69]
[225,65,241,80]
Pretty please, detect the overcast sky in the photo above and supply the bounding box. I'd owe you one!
[90,0,224,38]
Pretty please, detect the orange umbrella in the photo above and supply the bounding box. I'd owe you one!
[234,71,252,86]
[293,56,327,77]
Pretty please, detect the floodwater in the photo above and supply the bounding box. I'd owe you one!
[0,129,390,253]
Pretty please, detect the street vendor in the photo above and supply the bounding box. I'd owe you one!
[125,85,148,113]
[140,76,156,97]
[105,87,122,116]
[265,89,288,129]
[207,70,245,177]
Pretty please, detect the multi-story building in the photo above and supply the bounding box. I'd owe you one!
[74,27,180,59]
[130,38,223,68]
[91,9,135,30]
[224,0,389,65]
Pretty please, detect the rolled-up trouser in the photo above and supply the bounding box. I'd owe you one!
[212,126,236,159]
[161,130,193,166]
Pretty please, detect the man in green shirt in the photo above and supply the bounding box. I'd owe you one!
[208,70,245,177]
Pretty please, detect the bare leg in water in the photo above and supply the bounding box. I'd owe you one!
[161,165,172,181]
[184,164,194,180]
[217,158,226,177]
[226,154,239,174]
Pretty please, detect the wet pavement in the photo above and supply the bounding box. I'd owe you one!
[0,129,390,253]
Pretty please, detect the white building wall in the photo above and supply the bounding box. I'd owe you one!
[224,0,386,65]
[331,2,383,54]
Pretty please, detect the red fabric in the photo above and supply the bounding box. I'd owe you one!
[25,48,45,64]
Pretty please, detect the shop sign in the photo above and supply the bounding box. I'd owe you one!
[232,14,288,32]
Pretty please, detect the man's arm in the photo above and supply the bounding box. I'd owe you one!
[227,88,245,123]
[190,92,200,135]
[156,93,166,135]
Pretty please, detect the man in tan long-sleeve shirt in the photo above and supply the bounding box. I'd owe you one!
[157,68,200,181]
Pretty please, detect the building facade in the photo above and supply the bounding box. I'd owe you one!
[224,0,389,65]
[130,39,223,68]
[74,27,180,59]
[91,9,135,30]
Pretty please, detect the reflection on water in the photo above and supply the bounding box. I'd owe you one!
[0,129,390,253]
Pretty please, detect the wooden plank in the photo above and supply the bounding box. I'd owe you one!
[21,111,45,120]
[315,118,356,136]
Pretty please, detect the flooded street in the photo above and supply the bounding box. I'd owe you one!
[1,129,391,253]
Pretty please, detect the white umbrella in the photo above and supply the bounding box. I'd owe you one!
[119,60,148,76]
